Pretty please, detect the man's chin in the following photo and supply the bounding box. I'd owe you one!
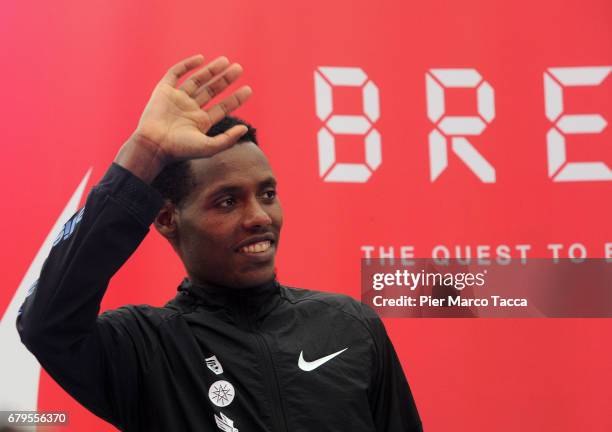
[234,265,276,288]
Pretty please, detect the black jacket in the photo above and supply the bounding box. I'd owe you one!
[17,163,422,431]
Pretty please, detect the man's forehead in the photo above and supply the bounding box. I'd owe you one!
[189,142,275,192]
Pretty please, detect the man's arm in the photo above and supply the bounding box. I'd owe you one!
[17,163,165,428]
[363,305,423,431]
[16,53,252,428]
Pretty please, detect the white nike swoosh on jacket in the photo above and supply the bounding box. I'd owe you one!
[298,348,348,371]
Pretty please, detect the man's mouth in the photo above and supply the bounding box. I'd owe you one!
[239,240,272,254]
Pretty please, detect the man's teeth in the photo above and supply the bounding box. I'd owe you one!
[240,240,271,253]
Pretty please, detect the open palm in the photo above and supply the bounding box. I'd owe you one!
[135,54,252,164]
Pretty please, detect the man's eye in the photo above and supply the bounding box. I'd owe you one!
[218,198,236,208]
[263,190,277,200]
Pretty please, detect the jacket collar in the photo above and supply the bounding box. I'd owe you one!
[176,276,281,318]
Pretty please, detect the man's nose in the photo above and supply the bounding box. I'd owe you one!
[242,199,272,229]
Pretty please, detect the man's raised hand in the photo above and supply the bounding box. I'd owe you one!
[115,54,252,183]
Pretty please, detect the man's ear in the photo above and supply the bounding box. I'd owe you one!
[153,201,179,240]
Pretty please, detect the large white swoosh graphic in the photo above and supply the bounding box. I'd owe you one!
[298,348,348,372]
[0,169,91,410]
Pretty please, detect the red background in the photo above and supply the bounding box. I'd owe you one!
[1,0,611,430]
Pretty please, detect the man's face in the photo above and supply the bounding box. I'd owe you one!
[171,142,283,288]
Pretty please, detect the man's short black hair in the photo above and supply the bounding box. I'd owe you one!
[151,116,257,206]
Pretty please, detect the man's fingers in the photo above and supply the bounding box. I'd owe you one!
[207,125,250,153]
[183,126,247,159]
[178,56,230,96]
[205,86,253,126]
[192,63,244,106]
[160,54,205,87]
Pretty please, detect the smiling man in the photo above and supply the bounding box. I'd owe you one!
[17,54,422,431]
[151,127,282,289]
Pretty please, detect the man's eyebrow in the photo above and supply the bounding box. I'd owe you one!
[206,177,277,200]
[259,177,277,188]
[206,185,242,200]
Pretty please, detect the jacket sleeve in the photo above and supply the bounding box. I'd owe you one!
[16,162,165,430]
[363,304,423,432]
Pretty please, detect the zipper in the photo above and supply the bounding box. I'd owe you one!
[239,298,289,432]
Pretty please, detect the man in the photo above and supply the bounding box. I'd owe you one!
[17,54,422,431]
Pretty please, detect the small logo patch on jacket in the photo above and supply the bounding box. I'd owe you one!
[209,380,235,407]
[205,355,224,375]
[214,412,239,432]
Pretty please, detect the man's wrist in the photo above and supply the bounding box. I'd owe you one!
[114,133,167,184]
